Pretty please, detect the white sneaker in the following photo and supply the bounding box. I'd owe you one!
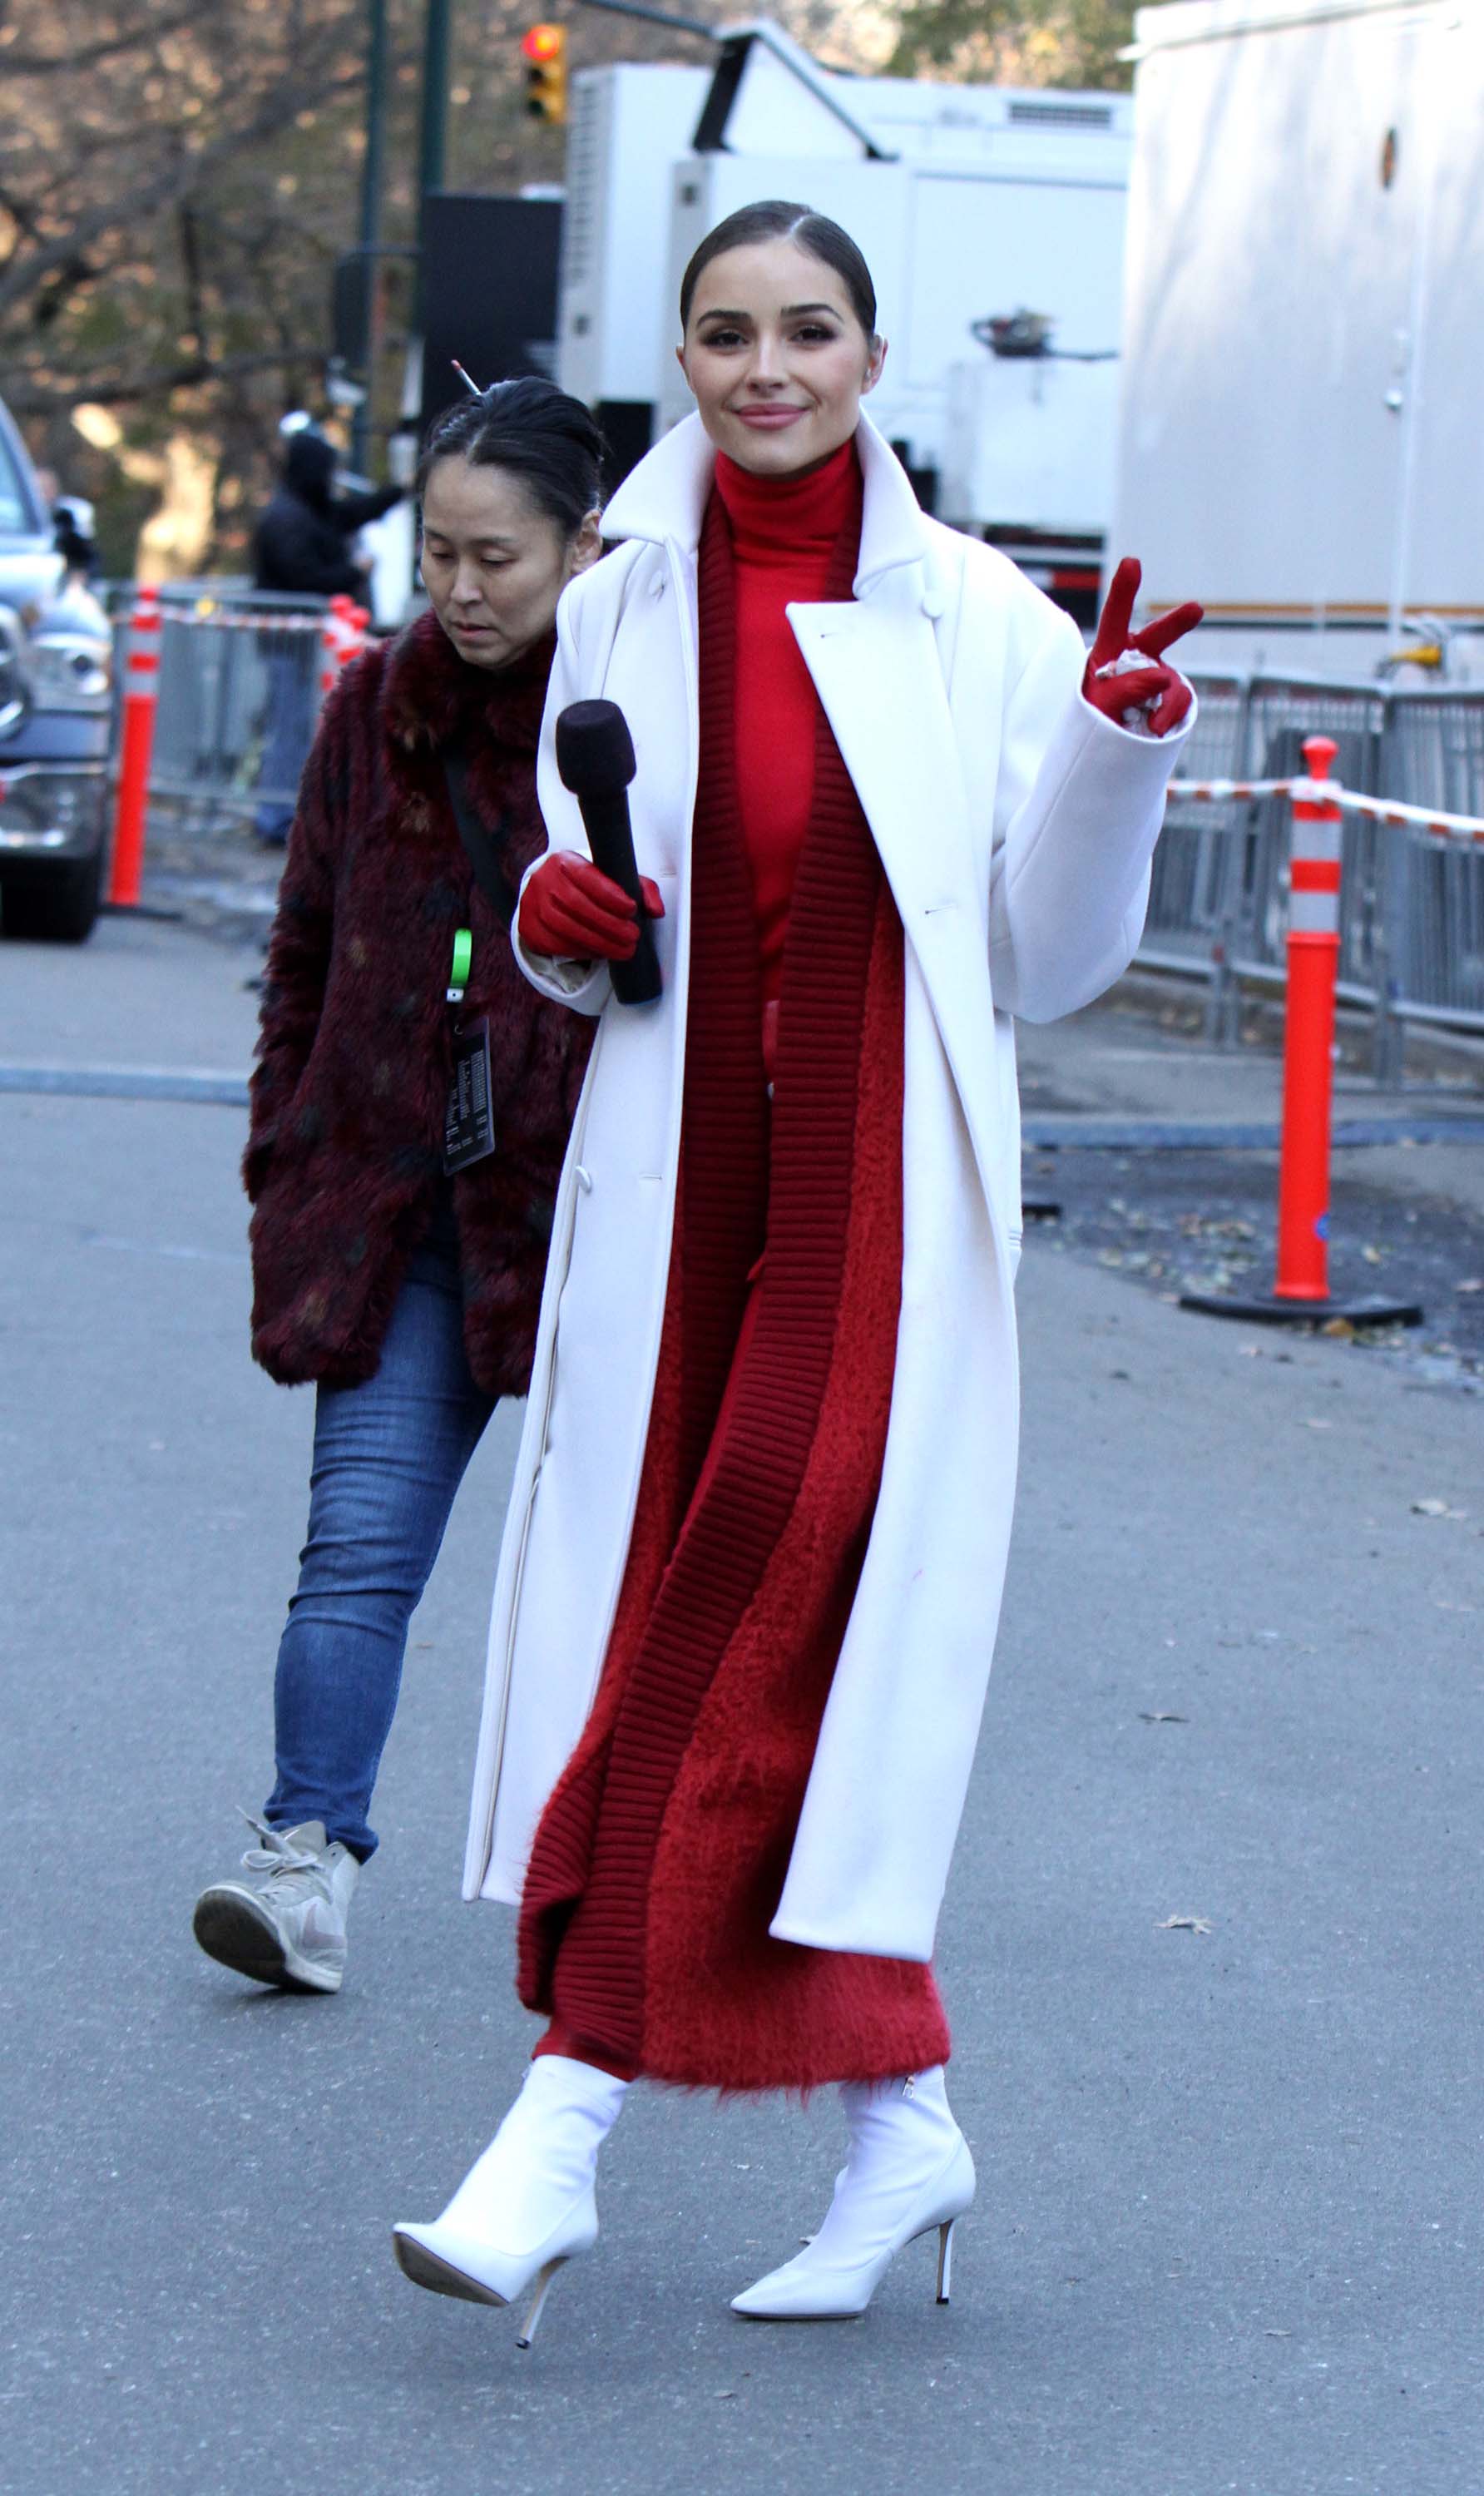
[393,2054,629,2345]
[192,1814,359,1995]
[731,2066,975,2321]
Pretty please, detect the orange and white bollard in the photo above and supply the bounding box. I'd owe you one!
[106,587,161,908]
[1180,730,1422,1330]
[1274,735,1342,1302]
[319,593,357,701]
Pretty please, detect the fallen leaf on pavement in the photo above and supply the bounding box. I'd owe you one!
[1140,1711,1189,1723]
[1156,1915,1212,1934]
[1320,1317,1356,1340]
[1456,1278,1484,1295]
[1412,1497,1468,1519]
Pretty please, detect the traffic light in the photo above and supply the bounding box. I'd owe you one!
[522,23,567,124]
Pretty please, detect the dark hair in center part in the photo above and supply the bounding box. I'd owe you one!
[679,200,878,338]
[417,376,609,538]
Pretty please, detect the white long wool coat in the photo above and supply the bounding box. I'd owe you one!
[463,411,1192,1961]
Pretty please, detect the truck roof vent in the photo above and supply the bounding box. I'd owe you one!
[562,87,600,288]
[1007,98,1115,130]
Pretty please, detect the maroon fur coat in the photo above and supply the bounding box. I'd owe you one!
[245,611,591,1397]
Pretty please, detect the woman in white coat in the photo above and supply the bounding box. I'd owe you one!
[394,201,1200,2342]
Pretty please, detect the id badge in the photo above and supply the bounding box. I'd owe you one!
[443,1018,496,1174]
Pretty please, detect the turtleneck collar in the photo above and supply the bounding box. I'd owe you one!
[713,438,861,562]
[385,607,554,756]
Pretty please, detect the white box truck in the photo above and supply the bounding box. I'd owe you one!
[1111,0,1484,681]
[556,22,1132,615]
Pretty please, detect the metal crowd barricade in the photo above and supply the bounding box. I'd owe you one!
[101,582,373,901]
[1140,670,1484,1075]
[1233,675,1387,1003]
[145,586,330,834]
[1140,670,1248,1027]
[1375,689,1484,1067]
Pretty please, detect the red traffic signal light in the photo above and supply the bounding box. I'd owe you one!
[522,22,567,121]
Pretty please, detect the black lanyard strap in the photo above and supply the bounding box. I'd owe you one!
[443,741,517,933]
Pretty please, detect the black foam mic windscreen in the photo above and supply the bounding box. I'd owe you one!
[555,699,636,795]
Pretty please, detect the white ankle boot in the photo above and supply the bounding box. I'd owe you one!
[393,2054,628,2344]
[731,2067,974,2322]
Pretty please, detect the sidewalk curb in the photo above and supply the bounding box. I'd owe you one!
[1026,1114,1484,1150]
[5,1062,1483,1145]
[0,1065,250,1107]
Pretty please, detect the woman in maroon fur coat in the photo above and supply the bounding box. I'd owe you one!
[192,381,605,2000]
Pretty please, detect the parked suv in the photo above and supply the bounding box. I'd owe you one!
[0,394,112,942]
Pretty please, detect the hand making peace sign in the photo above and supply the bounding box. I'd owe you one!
[1082,557,1204,739]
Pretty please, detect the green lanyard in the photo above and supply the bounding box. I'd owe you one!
[447,926,472,1007]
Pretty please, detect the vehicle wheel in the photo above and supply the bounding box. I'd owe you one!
[0,851,102,943]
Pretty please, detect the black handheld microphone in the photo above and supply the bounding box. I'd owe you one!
[554,699,662,1006]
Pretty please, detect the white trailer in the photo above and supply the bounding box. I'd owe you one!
[556,22,1132,609]
[1112,0,1484,681]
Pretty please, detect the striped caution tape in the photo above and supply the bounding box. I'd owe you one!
[1165,776,1298,803]
[156,607,326,632]
[1166,776,1484,847]
[1337,790,1484,846]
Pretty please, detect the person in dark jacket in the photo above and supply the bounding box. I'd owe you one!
[251,423,406,843]
[193,379,607,1997]
[254,423,403,599]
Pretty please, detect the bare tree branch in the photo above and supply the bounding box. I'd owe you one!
[0,54,362,318]
[3,343,340,416]
[0,5,199,76]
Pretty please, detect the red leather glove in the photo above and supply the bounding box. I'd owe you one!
[518,852,665,962]
[1083,557,1204,738]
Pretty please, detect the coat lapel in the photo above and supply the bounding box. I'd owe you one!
[607,406,1008,1216]
[790,586,973,921]
[790,586,1006,1214]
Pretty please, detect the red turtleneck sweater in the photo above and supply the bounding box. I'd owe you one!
[712,439,863,1014]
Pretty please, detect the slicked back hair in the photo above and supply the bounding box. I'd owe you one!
[417,377,609,537]
[679,201,878,339]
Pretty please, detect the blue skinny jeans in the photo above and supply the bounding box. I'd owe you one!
[253,642,319,845]
[264,1238,495,1859]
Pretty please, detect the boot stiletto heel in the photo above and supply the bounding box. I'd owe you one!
[515,2257,566,2349]
[935,2216,957,2305]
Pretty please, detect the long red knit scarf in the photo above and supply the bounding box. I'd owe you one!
[516,484,929,2078]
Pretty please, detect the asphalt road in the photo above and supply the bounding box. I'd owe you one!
[3,917,1482,2495]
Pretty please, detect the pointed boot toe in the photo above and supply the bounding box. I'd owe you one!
[393,2219,517,2307]
[393,2195,596,2324]
[730,2251,872,2322]
[392,2055,626,2345]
